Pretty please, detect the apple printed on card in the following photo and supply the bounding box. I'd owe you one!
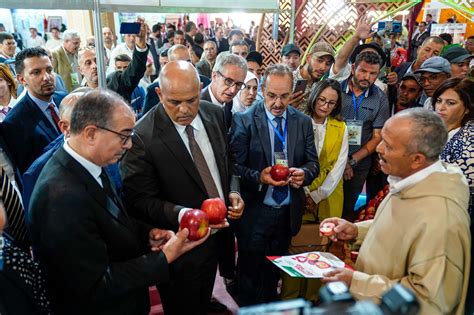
[267,252,347,278]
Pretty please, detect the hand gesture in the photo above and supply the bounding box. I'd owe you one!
[355,14,375,41]
[162,228,210,263]
[227,192,244,220]
[343,163,354,181]
[386,71,398,86]
[319,217,358,242]
[322,268,354,287]
[149,228,175,252]
[288,91,306,109]
[135,16,148,49]
[260,166,289,187]
[289,168,305,189]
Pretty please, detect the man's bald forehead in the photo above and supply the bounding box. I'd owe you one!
[79,49,96,63]
[159,61,200,91]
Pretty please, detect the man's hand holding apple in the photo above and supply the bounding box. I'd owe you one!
[319,218,358,242]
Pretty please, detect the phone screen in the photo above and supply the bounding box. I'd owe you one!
[120,22,141,35]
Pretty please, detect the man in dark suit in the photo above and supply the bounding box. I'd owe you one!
[229,64,319,305]
[142,44,210,116]
[28,89,207,315]
[201,52,247,131]
[121,61,244,314]
[212,26,229,54]
[2,47,66,174]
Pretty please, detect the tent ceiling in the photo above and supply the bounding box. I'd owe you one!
[1,0,279,13]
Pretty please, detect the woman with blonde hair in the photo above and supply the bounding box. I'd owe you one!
[0,64,17,121]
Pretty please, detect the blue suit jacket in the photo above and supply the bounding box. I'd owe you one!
[2,92,65,174]
[141,75,211,116]
[22,136,123,216]
[229,101,319,237]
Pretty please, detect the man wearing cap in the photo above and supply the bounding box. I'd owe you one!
[289,41,335,111]
[390,73,423,115]
[329,17,390,92]
[441,45,473,79]
[196,40,217,78]
[414,56,451,110]
[281,43,301,72]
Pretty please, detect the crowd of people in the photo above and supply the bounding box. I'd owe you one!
[0,13,473,315]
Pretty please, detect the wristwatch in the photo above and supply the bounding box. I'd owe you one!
[348,154,358,167]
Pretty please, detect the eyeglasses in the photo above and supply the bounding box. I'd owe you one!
[217,71,246,90]
[316,97,337,107]
[96,125,135,145]
[265,92,291,102]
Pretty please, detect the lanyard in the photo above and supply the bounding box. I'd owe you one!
[267,116,288,152]
[351,92,365,120]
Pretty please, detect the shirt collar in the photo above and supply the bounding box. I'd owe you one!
[63,140,102,182]
[170,114,203,136]
[208,84,225,107]
[28,92,54,112]
[388,160,445,194]
[342,77,373,97]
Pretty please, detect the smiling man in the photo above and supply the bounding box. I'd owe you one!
[201,52,247,130]
[3,47,66,173]
[321,108,470,315]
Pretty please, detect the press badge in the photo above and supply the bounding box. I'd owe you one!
[347,120,363,146]
[70,72,80,86]
[274,152,288,167]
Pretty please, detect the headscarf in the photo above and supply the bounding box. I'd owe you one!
[232,71,258,114]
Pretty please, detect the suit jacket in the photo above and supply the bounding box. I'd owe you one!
[121,101,238,279]
[212,37,229,54]
[141,75,211,116]
[2,92,65,174]
[201,85,233,131]
[229,101,319,236]
[196,59,212,78]
[28,147,169,315]
[106,46,148,104]
[52,46,76,92]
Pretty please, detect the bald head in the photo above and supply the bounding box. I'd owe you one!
[157,61,201,126]
[159,60,200,93]
[168,44,191,62]
[59,88,92,136]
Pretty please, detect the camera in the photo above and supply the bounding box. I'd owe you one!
[238,282,420,315]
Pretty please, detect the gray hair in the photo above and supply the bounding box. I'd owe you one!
[70,89,128,134]
[63,29,80,42]
[204,40,217,48]
[396,108,447,161]
[212,52,247,73]
[262,63,294,88]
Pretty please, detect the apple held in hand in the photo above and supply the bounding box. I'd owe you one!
[180,209,209,241]
[201,198,227,224]
[270,164,290,182]
[320,222,335,236]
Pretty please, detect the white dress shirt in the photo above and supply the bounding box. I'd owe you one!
[63,140,103,187]
[309,118,349,204]
[0,96,17,122]
[208,85,225,107]
[388,160,447,194]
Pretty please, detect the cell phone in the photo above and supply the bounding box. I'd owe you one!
[120,22,141,35]
[293,79,308,94]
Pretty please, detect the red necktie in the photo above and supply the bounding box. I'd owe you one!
[48,103,60,130]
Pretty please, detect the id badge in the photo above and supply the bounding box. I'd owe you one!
[70,72,80,86]
[274,152,288,167]
[347,120,363,146]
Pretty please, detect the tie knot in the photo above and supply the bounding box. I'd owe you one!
[48,103,55,110]
[274,116,283,126]
[185,125,195,138]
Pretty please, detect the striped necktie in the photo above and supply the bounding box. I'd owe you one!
[0,166,29,248]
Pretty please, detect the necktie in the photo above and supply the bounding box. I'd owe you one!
[0,107,10,116]
[48,103,60,130]
[185,125,220,198]
[100,169,122,207]
[272,116,288,204]
[0,166,29,248]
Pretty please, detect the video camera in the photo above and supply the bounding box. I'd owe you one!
[239,282,420,315]
[377,21,402,34]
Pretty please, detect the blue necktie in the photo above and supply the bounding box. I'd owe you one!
[272,116,288,204]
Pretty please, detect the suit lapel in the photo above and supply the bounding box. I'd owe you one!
[155,105,208,196]
[287,108,298,167]
[201,87,212,103]
[200,107,228,194]
[25,94,59,140]
[55,148,131,228]
[254,103,272,166]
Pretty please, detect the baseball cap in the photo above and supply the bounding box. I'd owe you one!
[310,41,335,60]
[350,42,386,66]
[401,73,422,88]
[246,51,263,67]
[441,45,473,63]
[414,56,452,74]
[281,43,301,57]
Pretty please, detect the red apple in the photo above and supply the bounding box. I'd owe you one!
[179,209,209,241]
[201,198,227,224]
[270,164,290,181]
[319,222,335,236]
